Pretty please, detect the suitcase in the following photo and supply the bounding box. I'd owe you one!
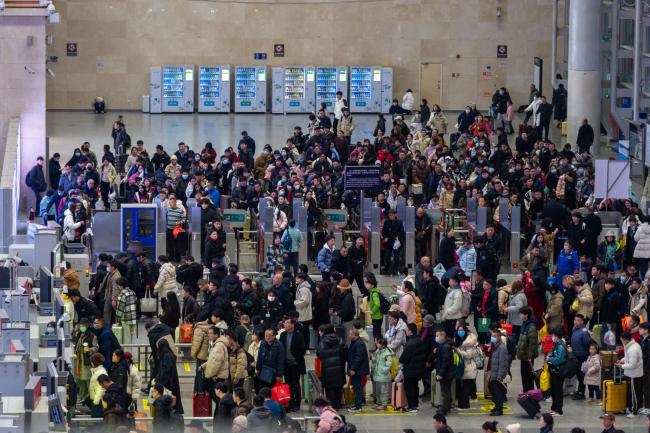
[315,358,322,378]
[603,380,627,413]
[391,382,406,410]
[111,325,124,345]
[309,328,318,350]
[193,392,212,417]
[366,326,376,351]
[179,323,194,344]
[517,395,541,419]
[343,384,355,407]
[601,350,620,369]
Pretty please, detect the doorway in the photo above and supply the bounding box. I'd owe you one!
[420,63,442,107]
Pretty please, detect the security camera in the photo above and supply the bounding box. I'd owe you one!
[24,66,36,75]
[46,68,55,79]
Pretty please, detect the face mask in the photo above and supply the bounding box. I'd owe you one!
[263,150,269,156]
[92,324,98,330]
[80,326,87,333]
[195,156,200,161]
[490,336,497,344]
[268,296,276,302]
[457,330,466,338]
[182,175,189,180]
[552,336,559,343]
[577,169,585,176]
[465,109,470,114]
[316,408,322,415]
[550,168,557,174]
[434,336,441,344]
[46,326,55,334]
[564,245,570,252]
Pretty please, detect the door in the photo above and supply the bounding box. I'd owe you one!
[420,63,442,107]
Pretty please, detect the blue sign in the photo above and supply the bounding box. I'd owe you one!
[167,101,179,106]
[344,166,382,190]
[204,101,215,106]
[621,97,632,108]
[355,101,367,107]
[289,101,300,107]
[254,52,267,60]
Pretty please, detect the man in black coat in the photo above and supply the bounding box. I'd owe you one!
[27,156,47,214]
[583,207,602,263]
[117,252,143,299]
[434,328,454,416]
[49,153,62,190]
[576,119,595,154]
[279,319,306,411]
[536,96,553,141]
[69,290,101,324]
[381,209,406,275]
[256,329,285,389]
[400,323,429,412]
[346,328,370,411]
[438,228,456,271]
[213,381,236,433]
[177,256,204,297]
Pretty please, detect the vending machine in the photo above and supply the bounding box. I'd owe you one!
[149,67,162,114]
[271,68,284,114]
[349,66,382,113]
[234,66,267,113]
[316,66,348,110]
[381,67,394,114]
[198,65,231,113]
[272,66,316,114]
[161,65,195,113]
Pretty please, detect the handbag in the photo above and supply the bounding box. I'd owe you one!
[477,318,491,333]
[271,379,291,408]
[259,365,276,384]
[141,288,157,313]
[539,363,551,392]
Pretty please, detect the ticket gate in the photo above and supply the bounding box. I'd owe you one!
[496,197,522,271]
[364,207,382,272]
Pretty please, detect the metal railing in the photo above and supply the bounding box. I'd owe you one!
[120,342,196,382]
[236,230,260,272]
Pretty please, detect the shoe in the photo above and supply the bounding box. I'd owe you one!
[549,411,564,417]
[640,408,650,415]
[456,407,470,411]
[626,413,637,418]
[587,398,594,403]
[489,410,503,416]
[306,350,311,356]
[376,405,386,411]
[405,408,419,413]
[420,394,431,402]
[347,406,361,413]
[571,394,586,400]
[544,397,552,402]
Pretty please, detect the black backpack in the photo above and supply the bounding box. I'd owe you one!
[558,344,580,378]
[377,292,391,314]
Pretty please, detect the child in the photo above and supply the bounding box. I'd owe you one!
[124,352,142,411]
[371,337,393,410]
[584,342,602,404]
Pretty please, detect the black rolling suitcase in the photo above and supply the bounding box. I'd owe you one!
[116,154,128,174]
[517,395,541,419]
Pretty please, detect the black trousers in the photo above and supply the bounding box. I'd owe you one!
[521,359,535,392]
[325,386,343,409]
[439,378,452,414]
[300,321,311,351]
[351,273,368,297]
[627,375,644,413]
[488,380,507,413]
[457,378,474,409]
[550,372,564,414]
[101,181,111,211]
[576,355,587,395]
[166,228,185,262]
[285,366,302,409]
[372,319,383,342]
[404,376,420,409]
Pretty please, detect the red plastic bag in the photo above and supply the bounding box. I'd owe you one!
[315,358,322,378]
[271,379,291,408]
[180,323,194,343]
[500,321,513,335]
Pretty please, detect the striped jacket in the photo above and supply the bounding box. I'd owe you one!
[115,287,138,326]
[166,206,186,230]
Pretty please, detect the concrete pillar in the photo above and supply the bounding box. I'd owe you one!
[633,0,642,122]
[567,0,602,150]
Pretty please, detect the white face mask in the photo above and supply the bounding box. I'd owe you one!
[268,296,276,302]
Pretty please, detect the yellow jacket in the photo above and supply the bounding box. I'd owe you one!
[89,365,107,405]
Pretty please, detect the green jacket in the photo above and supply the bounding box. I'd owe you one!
[371,347,394,382]
[369,288,384,321]
[516,319,539,361]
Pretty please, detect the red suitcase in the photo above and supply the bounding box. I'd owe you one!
[192,392,212,417]
[391,382,406,410]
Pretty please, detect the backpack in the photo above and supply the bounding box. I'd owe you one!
[377,291,390,315]
[473,346,485,370]
[506,334,517,361]
[245,350,256,377]
[281,232,292,252]
[25,170,33,188]
[452,348,465,380]
[558,343,580,378]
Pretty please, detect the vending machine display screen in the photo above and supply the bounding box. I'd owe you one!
[351,67,372,99]
[199,67,221,99]
[285,67,305,100]
[162,66,184,98]
[317,67,337,103]
[236,67,257,99]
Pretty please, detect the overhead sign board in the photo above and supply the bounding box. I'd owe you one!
[344,166,382,190]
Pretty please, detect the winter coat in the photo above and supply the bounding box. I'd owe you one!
[427,112,448,133]
[547,340,568,368]
[402,92,414,111]
[247,406,276,432]
[629,286,648,322]
[347,337,370,376]
[572,285,594,320]
[545,292,564,330]
[317,244,335,272]
[570,325,592,358]
[621,340,643,378]
[228,346,249,383]
[371,347,394,382]
[155,348,184,414]
[316,333,347,388]
[556,249,579,281]
[338,114,355,137]
[256,340,285,383]
[385,319,408,359]
[441,287,463,321]
[505,291,528,326]
[154,263,177,297]
[316,407,343,433]
[190,321,212,361]
[294,281,313,322]
[109,359,129,391]
[127,363,142,399]
[89,365,108,405]
[280,330,307,374]
[399,335,428,379]
[489,340,510,382]
[601,289,622,324]
[497,285,512,316]
[202,337,230,380]
[435,340,455,381]
[457,333,479,380]
[584,353,601,386]
[634,223,650,259]
[63,209,82,241]
[516,319,538,361]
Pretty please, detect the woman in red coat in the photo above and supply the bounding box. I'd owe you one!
[524,272,546,328]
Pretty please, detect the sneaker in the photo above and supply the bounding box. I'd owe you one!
[640,408,650,415]
[549,411,564,417]
[376,405,387,411]
[489,410,503,416]
[587,398,594,403]
[456,407,470,411]
[545,397,552,403]
[626,413,637,418]
[406,408,419,413]
[306,350,311,356]
[347,406,361,413]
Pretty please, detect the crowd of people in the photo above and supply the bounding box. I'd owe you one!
[30,83,650,433]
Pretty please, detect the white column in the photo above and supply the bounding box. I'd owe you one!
[633,0,642,122]
[551,0,558,87]
[610,0,619,114]
[567,0,602,150]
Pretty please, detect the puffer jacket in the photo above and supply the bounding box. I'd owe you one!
[317,244,335,272]
[489,340,510,382]
[441,287,463,321]
[505,291,528,326]
[63,268,80,290]
[127,363,142,399]
[497,285,512,316]
[545,292,564,330]
[316,333,347,388]
[371,347,394,382]
[516,319,538,361]
[228,346,249,383]
[191,320,211,361]
[202,336,229,380]
[385,319,408,359]
[63,209,82,241]
[316,407,342,433]
[584,353,602,386]
[399,335,429,379]
[154,262,177,297]
[457,333,479,380]
[634,223,650,259]
[621,340,643,378]
[89,365,108,405]
[338,114,355,136]
[572,285,594,319]
[630,285,648,322]
[294,281,313,322]
[427,111,448,133]
[247,406,275,432]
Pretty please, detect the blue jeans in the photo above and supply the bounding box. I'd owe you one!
[350,374,363,408]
